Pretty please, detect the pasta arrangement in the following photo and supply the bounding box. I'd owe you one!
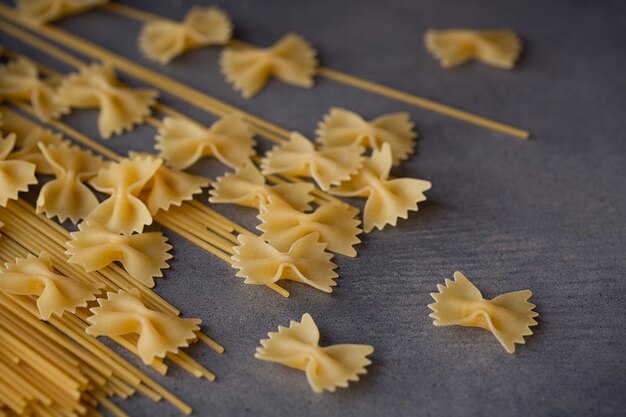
[256,313,374,393]
[17,0,108,24]
[0,131,37,207]
[7,125,68,174]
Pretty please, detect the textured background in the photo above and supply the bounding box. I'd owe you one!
[1,0,625,416]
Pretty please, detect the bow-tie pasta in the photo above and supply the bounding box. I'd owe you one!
[139,6,232,64]
[0,57,70,121]
[209,162,314,211]
[66,221,172,288]
[261,132,364,191]
[317,107,417,166]
[331,143,431,232]
[155,114,256,170]
[425,29,522,69]
[256,313,374,393]
[0,132,37,207]
[232,232,338,293]
[17,0,109,24]
[55,63,158,138]
[0,252,103,320]
[428,271,539,353]
[7,125,68,174]
[86,289,201,364]
[221,33,318,98]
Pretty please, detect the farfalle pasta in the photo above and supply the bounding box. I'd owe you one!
[256,313,374,393]
[155,114,255,170]
[86,289,201,364]
[232,232,337,293]
[87,154,162,234]
[139,6,232,64]
[0,57,69,121]
[220,33,318,98]
[55,63,158,138]
[209,162,314,211]
[66,221,172,288]
[0,252,103,320]
[17,0,109,24]
[261,132,364,191]
[7,126,68,174]
[36,142,105,223]
[331,143,431,232]
[0,132,37,207]
[257,197,361,257]
[424,29,522,69]
[317,107,417,166]
[428,271,539,353]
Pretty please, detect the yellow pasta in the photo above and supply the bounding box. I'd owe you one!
[424,29,522,69]
[0,251,103,320]
[54,63,158,138]
[7,126,68,174]
[257,196,361,257]
[316,107,417,166]
[0,56,69,121]
[0,132,37,207]
[66,220,172,288]
[155,114,256,170]
[209,162,314,211]
[220,33,318,98]
[86,288,201,365]
[256,313,374,393]
[139,6,232,64]
[36,142,105,223]
[261,132,364,191]
[331,143,431,232]
[428,271,539,353]
[232,232,337,293]
[17,0,108,24]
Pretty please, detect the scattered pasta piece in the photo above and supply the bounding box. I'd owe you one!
[428,271,539,353]
[209,162,314,211]
[257,197,361,257]
[155,114,255,170]
[17,0,109,24]
[0,252,103,320]
[0,132,37,207]
[331,143,431,232]
[261,132,364,191]
[317,107,417,166]
[36,142,105,223]
[55,63,158,138]
[87,154,162,234]
[0,56,69,121]
[220,33,317,98]
[139,6,232,64]
[424,29,522,69]
[232,232,337,293]
[66,220,172,288]
[7,126,68,174]
[256,313,374,393]
[86,289,201,365]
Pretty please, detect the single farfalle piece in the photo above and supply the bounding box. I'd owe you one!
[54,63,158,138]
[0,252,103,320]
[139,6,232,64]
[86,289,201,364]
[0,57,70,121]
[220,33,318,98]
[66,221,172,288]
[8,126,68,174]
[87,154,162,234]
[316,107,417,166]
[0,132,37,207]
[331,143,431,232]
[424,29,522,69]
[36,142,105,224]
[256,313,374,393]
[258,197,361,257]
[155,114,256,170]
[209,162,314,211]
[232,232,337,293]
[428,271,539,353]
[261,132,364,191]
[17,0,109,24]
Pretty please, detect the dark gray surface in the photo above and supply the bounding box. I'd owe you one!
[1,0,625,416]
